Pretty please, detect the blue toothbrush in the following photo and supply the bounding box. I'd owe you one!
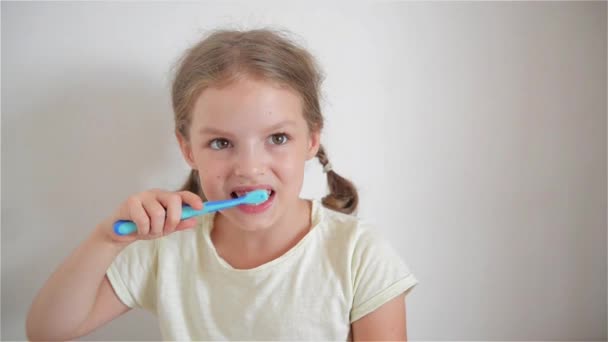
[113,189,269,236]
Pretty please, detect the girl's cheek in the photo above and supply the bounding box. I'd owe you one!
[274,154,303,175]
[278,142,306,159]
[200,166,224,180]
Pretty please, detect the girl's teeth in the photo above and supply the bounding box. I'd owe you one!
[235,189,272,197]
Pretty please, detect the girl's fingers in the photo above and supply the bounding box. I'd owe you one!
[110,190,203,241]
[127,197,150,236]
[158,193,183,234]
[178,191,204,210]
[175,217,198,231]
[142,198,166,236]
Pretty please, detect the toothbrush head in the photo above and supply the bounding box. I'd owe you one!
[241,189,270,205]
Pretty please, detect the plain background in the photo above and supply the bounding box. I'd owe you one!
[2,1,606,340]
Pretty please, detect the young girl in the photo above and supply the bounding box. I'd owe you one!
[26,28,418,341]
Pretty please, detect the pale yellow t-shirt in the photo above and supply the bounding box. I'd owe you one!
[106,199,418,340]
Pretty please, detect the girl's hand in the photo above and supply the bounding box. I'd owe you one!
[97,189,204,244]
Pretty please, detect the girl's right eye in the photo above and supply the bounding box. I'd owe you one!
[208,138,232,150]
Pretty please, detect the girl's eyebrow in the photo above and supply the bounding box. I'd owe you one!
[199,120,297,136]
[265,120,296,132]
[199,126,234,137]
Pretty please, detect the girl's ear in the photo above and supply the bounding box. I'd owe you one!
[306,130,321,160]
[176,130,197,169]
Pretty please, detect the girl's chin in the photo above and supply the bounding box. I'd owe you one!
[221,210,277,232]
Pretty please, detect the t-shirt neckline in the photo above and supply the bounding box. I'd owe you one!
[199,199,323,274]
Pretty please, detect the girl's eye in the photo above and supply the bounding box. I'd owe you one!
[209,138,231,150]
[269,133,289,145]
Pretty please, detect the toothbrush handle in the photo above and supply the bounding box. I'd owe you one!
[113,220,140,236]
[190,198,243,214]
[113,198,243,236]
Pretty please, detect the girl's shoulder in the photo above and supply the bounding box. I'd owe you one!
[313,200,386,252]
[314,200,416,299]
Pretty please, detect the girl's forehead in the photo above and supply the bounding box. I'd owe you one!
[191,77,305,130]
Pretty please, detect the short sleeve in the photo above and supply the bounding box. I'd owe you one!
[349,226,418,323]
[106,239,158,311]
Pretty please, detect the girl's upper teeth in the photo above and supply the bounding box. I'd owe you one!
[236,189,271,196]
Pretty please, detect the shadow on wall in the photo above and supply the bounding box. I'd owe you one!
[3,65,180,340]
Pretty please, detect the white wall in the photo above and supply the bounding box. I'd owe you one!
[2,1,606,340]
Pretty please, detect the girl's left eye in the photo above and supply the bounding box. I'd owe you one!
[209,138,232,150]
[269,133,289,145]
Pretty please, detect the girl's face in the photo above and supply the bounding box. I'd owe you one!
[178,76,320,231]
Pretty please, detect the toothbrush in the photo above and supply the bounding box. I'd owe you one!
[113,189,270,236]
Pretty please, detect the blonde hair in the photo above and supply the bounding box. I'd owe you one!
[171,28,358,214]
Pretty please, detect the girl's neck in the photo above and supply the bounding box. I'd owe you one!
[210,198,312,269]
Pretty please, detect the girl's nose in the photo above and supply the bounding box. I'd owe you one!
[233,145,265,178]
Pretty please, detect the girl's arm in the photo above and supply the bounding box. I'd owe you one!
[26,189,203,341]
[26,226,130,341]
[71,275,132,338]
[351,293,408,341]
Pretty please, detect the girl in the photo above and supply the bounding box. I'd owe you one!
[26,28,418,341]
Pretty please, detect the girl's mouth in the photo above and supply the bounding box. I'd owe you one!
[230,189,275,202]
[230,189,276,214]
